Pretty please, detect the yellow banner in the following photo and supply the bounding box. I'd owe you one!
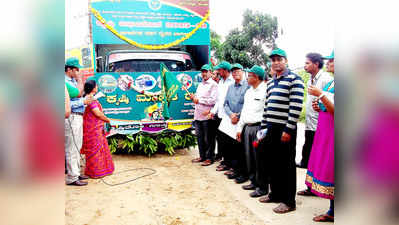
[167,120,193,131]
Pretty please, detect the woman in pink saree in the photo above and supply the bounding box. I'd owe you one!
[81,80,114,178]
[305,52,335,222]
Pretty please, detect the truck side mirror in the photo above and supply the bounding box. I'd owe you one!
[185,59,193,71]
[96,56,104,72]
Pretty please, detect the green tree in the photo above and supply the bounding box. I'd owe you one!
[296,69,310,123]
[242,9,279,49]
[221,28,252,67]
[218,10,279,68]
[210,30,223,62]
[210,30,221,52]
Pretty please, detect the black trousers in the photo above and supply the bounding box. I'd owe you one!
[217,130,242,169]
[257,135,269,193]
[212,117,222,159]
[234,139,247,176]
[263,124,297,208]
[300,130,316,168]
[194,120,214,161]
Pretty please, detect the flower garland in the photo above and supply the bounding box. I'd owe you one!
[90,7,209,50]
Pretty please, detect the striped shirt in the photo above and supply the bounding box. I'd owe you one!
[261,69,305,134]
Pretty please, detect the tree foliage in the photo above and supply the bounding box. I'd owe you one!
[242,9,279,49]
[212,10,279,68]
[210,30,223,62]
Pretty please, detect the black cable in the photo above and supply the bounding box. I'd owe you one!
[68,117,157,186]
[100,168,157,186]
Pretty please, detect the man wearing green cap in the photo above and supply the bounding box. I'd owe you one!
[208,61,235,166]
[218,63,250,181]
[258,48,305,213]
[235,65,269,194]
[65,57,93,186]
[190,64,218,166]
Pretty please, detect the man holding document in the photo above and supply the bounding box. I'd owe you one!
[219,63,249,182]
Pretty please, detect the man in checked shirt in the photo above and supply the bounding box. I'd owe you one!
[190,64,218,166]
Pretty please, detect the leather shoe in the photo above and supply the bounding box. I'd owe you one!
[227,172,239,179]
[242,183,256,190]
[79,175,89,180]
[234,176,249,184]
[67,180,88,186]
[249,189,267,198]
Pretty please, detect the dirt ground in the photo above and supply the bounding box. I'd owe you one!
[66,124,330,225]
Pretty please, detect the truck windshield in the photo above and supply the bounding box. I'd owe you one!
[109,59,193,72]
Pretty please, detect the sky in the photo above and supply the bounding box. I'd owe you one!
[209,0,335,69]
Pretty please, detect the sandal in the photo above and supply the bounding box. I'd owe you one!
[216,165,228,171]
[224,170,234,175]
[259,195,279,203]
[273,203,296,214]
[191,158,203,163]
[313,214,334,222]
[297,189,316,196]
[201,160,213,166]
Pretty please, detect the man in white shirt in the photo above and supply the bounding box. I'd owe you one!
[299,53,333,167]
[236,65,269,194]
[207,61,235,169]
[297,53,333,195]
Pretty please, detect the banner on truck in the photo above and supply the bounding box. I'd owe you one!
[91,0,210,46]
[90,71,201,134]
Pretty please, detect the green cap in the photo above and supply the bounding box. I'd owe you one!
[65,57,82,68]
[231,63,243,70]
[269,48,287,58]
[214,61,232,71]
[200,64,212,71]
[245,65,265,79]
[324,51,334,59]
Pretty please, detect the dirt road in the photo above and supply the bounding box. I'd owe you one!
[66,123,329,225]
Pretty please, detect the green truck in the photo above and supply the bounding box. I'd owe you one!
[87,0,210,136]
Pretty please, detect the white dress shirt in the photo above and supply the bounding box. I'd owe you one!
[210,74,235,119]
[236,81,267,133]
[305,70,333,131]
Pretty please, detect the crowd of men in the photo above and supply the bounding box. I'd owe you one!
[190,48,334,215]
